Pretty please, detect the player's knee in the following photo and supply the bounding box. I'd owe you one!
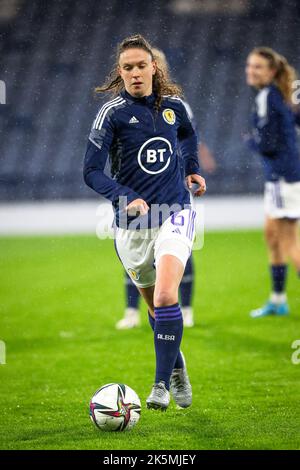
[154,289,178,308]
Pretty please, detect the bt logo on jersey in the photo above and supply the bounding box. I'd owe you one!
[138,137,173,175]
[146,148,167,163]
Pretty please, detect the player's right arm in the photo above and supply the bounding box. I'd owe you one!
[83,107,142,206]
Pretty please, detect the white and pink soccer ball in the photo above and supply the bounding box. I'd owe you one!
[90,383,141,432]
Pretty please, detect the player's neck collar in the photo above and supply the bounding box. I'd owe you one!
[121,89,156,106]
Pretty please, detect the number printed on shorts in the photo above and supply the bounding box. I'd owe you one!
[170,210,196,241]
[171,213,184,226]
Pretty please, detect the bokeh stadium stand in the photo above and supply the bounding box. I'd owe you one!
[0,0,300,201]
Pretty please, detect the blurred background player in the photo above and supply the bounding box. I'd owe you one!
[116,47,216,330]
[245,47,300,318]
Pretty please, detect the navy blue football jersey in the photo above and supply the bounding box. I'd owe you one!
[248,84,300,182]
[83,90,200,228]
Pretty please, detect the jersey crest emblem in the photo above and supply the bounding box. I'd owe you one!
[162,108,176,125]
[128,268,140,281]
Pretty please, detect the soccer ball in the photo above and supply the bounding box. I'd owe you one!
[89,383,141,432]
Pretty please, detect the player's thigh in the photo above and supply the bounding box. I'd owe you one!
[264,217,281,246]
[154,208,196,265]
[153,209,196,305]
[154,254,185,307]
[280,218,300,248]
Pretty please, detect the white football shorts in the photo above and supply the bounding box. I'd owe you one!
[264,179,300,219]
[114,208,196,288]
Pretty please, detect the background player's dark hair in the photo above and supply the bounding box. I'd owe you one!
[250,46,297,104]
[95,34,183,111]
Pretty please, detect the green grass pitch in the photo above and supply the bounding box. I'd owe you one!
[0,231,300,450]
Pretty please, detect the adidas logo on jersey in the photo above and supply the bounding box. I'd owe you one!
[129,116,139,124]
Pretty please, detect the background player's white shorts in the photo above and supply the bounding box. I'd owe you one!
[115,209,196,288]
[264,179,300,219]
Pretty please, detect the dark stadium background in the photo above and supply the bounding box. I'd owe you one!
[1,0,300,202]
[1,0,300,454]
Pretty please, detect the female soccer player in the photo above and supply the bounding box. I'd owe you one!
[116,47,212,331]
[245,47,300,318]
[83,35,206,410]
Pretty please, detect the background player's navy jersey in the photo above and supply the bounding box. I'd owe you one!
[248,84,300,182]
[83,90,200,228]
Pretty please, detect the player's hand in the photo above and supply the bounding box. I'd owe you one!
[186,174,206,197]
[126,198,149,216]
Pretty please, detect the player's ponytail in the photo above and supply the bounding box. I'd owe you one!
[251,47,297,105]
[274,54,297,105]
[94,34,183,112]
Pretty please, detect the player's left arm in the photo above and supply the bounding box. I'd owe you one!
[245,89,282,157]
[177,101,206,197]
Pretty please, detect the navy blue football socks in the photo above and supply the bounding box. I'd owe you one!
[148,312,184,370]
[270,264,287,293]
[125,273,140,309]
[179,256,194,307]
[153,304,183,390]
